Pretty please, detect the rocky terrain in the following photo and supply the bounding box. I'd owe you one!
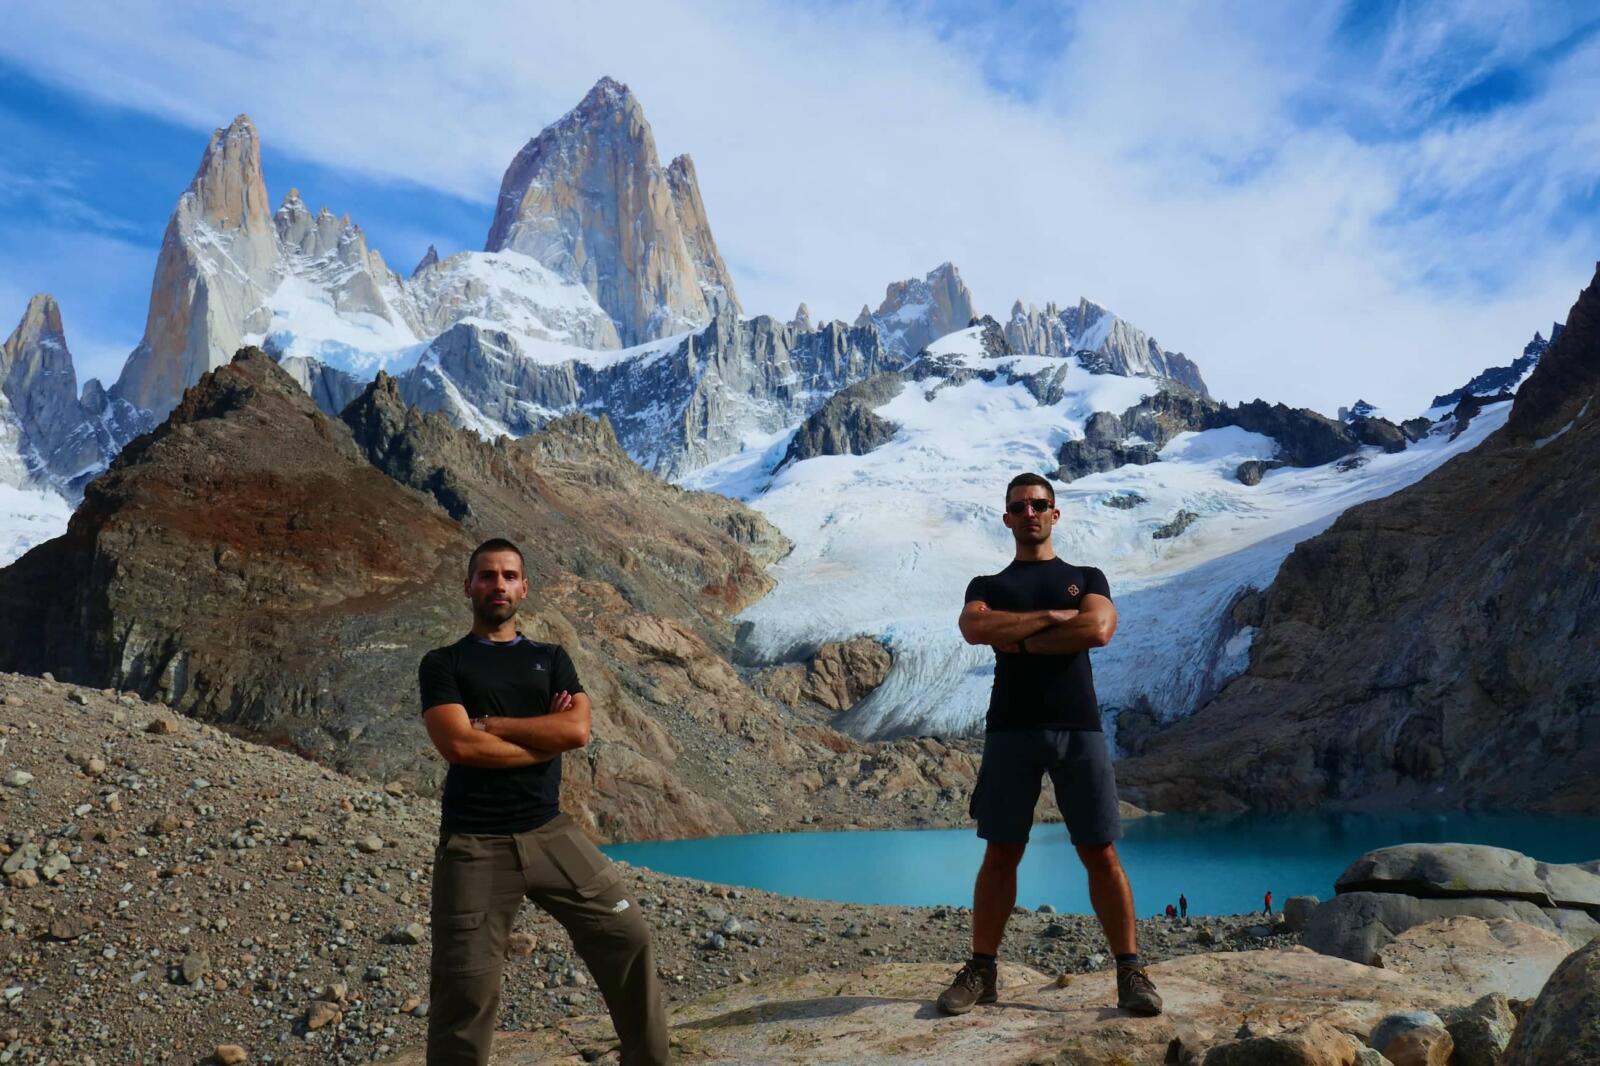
[1119,265,1600,814]
[0,673,1278,1065]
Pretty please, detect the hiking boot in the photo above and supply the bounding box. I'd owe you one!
[1116,963,1163,1015]
[936,959,998,1014]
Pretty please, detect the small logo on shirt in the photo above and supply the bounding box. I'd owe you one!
[1067,583,1080,596]
[612,899,630,913]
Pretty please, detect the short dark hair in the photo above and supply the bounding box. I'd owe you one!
[1005,472,1055,507]
[467,537,525,578]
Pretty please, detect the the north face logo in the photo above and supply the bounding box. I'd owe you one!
[1067,584,1080,596]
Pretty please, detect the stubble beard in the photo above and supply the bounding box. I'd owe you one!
[471,598,519,627]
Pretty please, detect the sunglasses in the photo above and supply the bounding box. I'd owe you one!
[1006,499,1054,515]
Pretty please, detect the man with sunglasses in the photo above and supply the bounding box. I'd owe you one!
[936,473,1163,1017]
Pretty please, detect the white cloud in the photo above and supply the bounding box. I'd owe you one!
[1,0,1596,417]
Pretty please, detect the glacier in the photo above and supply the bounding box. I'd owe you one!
[685,327,1515,741]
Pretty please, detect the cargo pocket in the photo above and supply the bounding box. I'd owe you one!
[431,910,493,975]
[543,822,621,899]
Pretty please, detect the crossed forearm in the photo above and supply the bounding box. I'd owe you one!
[962,609,1069,647]
[1020,613,1109,654]
[481,709,589,752]
[448,730,557,768]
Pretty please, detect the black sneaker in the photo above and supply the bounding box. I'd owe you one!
[1116,964,1163,1015]
[935,959,998,1015]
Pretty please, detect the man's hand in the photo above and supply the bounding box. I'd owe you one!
[424,704,553,768]
[480,690,574,737]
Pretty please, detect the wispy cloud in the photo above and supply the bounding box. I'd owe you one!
[0,0,1596,417]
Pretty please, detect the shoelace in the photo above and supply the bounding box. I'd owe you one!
[956,962,991,990]
[1120,967,1156,994]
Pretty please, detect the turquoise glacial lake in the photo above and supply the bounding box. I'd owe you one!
[603,812,1600,917]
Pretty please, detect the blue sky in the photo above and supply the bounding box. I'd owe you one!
[1,0,1597,416]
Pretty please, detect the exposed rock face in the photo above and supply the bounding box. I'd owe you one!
[789,302,812,331]
[666,154,740,319]
[1431,327,1557,410]
[402,310,896,476]
[1502,938,1600,1066]
[1055,410,1160,482]
[1236,459,1286,485]
[778,373,904,468]
[1117,267,1600,814]
[1057,386,1405,484]
[872,262,975,358]
[757,637,893,716]
[410,244,439,278]
[113,115,279,418]
[1006,297,1211,396]
[484,77,737,344]
[0,295,146,496]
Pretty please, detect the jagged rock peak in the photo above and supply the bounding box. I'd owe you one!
[666,153,741,318]
[790,303,813,332]
[872,262,977,358]
[411,244,440,277]
[5,293,65,353]
[854,304,874,329]
[484,76,735,345]
[1507,263,1600,439]
[189,114,272,235]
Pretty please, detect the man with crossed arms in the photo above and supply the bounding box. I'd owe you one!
[420,538,668,1065]
[937,473,1162,1017]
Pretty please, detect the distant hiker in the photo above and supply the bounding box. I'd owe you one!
[419,539,667,1066]
[1264,891,1273,916]
[937,473,1163,1018]
[1179,893,1188,919]
[1165,903,1176,919]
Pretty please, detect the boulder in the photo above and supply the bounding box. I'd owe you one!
[1282,896,1319,933]
[1502,938,1600,1066]
[1302,892,1556,965]
[1440,992,1516,1066]
[1236,459,1287,486]
[1203,1021,1366,1065]
[1336,845,1555,906]
[1374,917,1570,1001]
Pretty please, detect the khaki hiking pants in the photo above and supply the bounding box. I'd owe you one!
[427,813,668,1065]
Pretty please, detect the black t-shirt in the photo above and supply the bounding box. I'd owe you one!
[964,559,1111,733]
[418,634,584,833]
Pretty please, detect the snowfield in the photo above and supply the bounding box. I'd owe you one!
[686,333,1514,741]
[0,482,72,567]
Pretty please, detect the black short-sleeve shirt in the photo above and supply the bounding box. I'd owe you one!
[964,559,1111,733]
[419,634,584,833]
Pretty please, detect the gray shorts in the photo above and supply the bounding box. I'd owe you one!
[969,728,1122,845]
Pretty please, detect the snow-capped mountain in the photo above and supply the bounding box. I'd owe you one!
[1005,298,1209,396]
[0,74,1570,754]
[685,323,1544,741]
[0,294,148,562]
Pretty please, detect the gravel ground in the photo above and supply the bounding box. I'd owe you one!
[0,672,1298,1064]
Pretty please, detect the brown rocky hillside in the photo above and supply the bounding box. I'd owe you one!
[1120,265,1600,814]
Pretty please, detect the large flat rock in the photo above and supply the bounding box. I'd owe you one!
[381,946,1539,1065]
[1375,917,1572,1001]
